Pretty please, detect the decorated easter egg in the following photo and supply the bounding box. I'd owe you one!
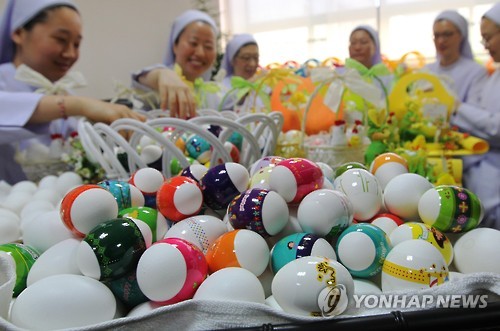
[297,189,353,238]
[418,185,483,233]
[269,158,324,204]
[228,131,243,151]
[165,215,227,254]
[249,156,286,177]
[193,267,265,303]
[333,168,382,221]
[224,141,240,163]
[104,270,149,309]
[180,164,209,183]
[185,134,212,164]
[270,233,336,274]
[249,165,274,189]
[316,162,335,183]
[453,228,500,274]
[381,239,449,292]
[136,238,207,304]
[0,243,39,296]
[369,152,409,190]
[227,188,289,237]
[369,213,404,236]
[76,218,150,281]
[119,206,169,242]
[60,184,119,237]
[390,222,453,266]
[156,176,203,222]
[129,167,165,208]
[97,180,145,210]
[205,229,269,277]
[335,223,391,278]
[272,256,353,317]
[334,161,367,178]
[199,162,250,210]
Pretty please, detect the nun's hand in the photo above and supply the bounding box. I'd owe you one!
[156,68,197,119]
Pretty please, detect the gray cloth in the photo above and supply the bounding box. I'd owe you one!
[1,251,499,331]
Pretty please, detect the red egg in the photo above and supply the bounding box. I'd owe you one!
[136,238,208,305]
[60,184,119,237]
[156,176,203,222]
[268,158,324,204]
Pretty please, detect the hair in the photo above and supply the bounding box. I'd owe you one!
[352,28,375,43]
[174,19,216,45]
[233,41,258,58]
[21,4,78,31]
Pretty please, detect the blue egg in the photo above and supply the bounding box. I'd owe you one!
[335,223,391,278]
[98,180,134,210]
[270,233,336,274]
[185,134,211,164]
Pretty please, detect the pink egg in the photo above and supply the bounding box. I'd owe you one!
[199,162,250,211]
[227,188,289,237]
[136,238,208,304]
[60,185,119,237]
[156,176,203,222]
[268,158,324,204]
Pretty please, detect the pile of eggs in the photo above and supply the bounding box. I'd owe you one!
[1,152,499,329]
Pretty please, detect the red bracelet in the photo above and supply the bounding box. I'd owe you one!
[57,97,68,119]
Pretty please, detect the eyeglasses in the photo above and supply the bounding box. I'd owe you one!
[433,31,457,40]
[481,29,500,46]
[236,54,259,63]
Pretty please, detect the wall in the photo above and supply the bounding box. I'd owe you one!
[0,0,219,99]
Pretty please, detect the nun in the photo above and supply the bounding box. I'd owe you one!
[426,10,488,104]
[218,33,264,112]
[452,3,500,230]
[132,9,220,118]
[0,0,144,184]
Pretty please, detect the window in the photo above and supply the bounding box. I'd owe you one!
[219,0,496,66]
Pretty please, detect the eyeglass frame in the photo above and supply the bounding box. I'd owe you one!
[481,28,500,46]
[433,30,458,41]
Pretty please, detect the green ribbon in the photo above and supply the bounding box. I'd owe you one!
[193,77,221,107]
[218,76,270,112]
[345,58,391,79]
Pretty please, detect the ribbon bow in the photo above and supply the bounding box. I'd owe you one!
[15,64,87,95]
[344,58,391,79]
[310,66,384,113]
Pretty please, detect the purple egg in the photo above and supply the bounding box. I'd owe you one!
[199,163,249,210]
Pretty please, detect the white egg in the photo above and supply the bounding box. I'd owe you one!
[10,274,116,330]
[27,238,82,286]
[165,215,227,253]
[353,278,382,295]
[258,266,275,299]
[130,167,164,194]
[316,162,335,182]
[140,144,163,164]
[0,208,20,224]
[22,210,78,254]
[38,175,58,190]
[11,181,37,194]
[56,172,83,195]
[383,173,433,221]
[193,267,265,304]
[31,188,62,207]
[0,216,21,244]
[0,191,32,215]
[297,189,353,237]
[265,295,283,311]
[333,168,382,221]
[20,200,55,221]
[453,228,500,274]
[126,301,162,318]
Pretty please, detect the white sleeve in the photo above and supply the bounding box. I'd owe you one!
[452,102,500,148]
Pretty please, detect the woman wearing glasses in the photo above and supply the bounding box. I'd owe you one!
[452,3,500,230]
[218,33,262,112]
[426,10,488,104]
